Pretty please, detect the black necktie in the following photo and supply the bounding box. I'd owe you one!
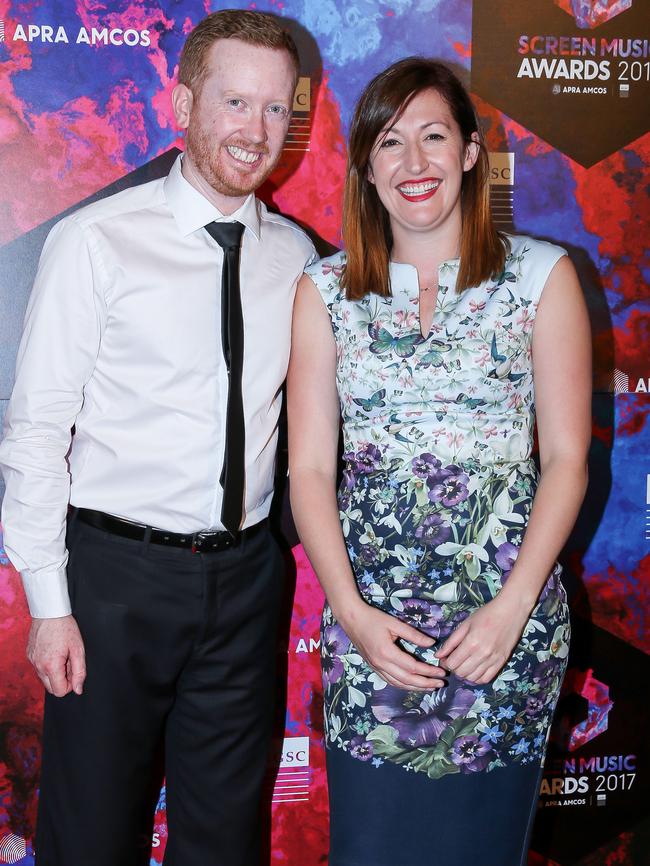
[205,221,246,533]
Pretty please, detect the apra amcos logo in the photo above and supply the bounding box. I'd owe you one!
[612,368,650,393]
[0,832,27,864]
[295,632,320,654]
[1,19,150,46]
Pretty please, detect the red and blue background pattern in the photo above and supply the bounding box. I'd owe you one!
[0,1,648,864]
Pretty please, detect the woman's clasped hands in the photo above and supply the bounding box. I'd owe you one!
[338,600,448,691]
[436,592,531,685]
[340,590,531,691]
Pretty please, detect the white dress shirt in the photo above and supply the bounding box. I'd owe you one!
[0,155,316,618]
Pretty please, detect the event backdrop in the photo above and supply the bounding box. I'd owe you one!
[0,1,648,864]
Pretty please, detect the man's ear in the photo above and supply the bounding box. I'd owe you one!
[172,83,193,130]
[463,132,480,172]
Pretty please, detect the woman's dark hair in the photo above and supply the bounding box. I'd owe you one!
[341,57,507,299]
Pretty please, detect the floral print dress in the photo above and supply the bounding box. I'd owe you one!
[306,235,570,786]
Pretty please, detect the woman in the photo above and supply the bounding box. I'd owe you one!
[288,58,590,866]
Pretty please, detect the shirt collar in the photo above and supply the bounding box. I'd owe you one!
[164,154,261,241]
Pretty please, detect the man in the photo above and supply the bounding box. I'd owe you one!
[0,10,315,866]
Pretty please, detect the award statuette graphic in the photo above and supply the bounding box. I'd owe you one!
[554,0,632,30]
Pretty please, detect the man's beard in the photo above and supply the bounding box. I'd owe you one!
[185,123,277,198]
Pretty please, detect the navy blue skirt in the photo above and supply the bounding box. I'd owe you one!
[327,745,543,866]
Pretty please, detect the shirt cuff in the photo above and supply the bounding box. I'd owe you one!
[21,567,72,618]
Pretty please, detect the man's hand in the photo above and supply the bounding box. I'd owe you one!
[27,615,86,697]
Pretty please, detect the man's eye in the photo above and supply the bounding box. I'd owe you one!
[268,104,289,116]
[227,98,244,108]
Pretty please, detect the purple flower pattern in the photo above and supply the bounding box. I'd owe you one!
[372,683,476,747]
[349,735,374,761]
[495,542,519,580]
[427,466,470,507]
[321,621,348,688]
[451,735,493,773]
[414,513,452,546]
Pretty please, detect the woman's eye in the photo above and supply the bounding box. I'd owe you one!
[380,137,401,148]
[425,133,445,142]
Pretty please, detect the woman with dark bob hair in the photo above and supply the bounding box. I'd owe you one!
[288,58,590,865]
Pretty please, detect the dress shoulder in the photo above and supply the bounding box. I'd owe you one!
[504,234,567,308]
[304,251,346,319]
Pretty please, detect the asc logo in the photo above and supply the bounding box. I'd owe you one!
[488,153,515,230]
[280,736,310,768]
[273,737,311,804]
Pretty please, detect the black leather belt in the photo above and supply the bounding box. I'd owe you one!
[74,508,266,553]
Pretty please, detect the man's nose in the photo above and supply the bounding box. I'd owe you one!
[243,110,267,144]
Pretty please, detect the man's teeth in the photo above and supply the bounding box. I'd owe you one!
[227,146,260,164]
[399,181,440,195]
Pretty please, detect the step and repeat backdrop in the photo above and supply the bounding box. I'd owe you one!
[0,1,648,864]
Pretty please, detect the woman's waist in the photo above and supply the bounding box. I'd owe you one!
[341,432,536,472]
[339,445,539,506]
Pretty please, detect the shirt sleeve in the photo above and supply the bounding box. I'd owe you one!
[305,238,318,268]
[0,216,105,618]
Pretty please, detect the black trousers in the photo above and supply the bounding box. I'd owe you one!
[35,516,285,866]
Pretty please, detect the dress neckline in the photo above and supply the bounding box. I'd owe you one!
[388,260,459,339]
[388,260,459,295]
